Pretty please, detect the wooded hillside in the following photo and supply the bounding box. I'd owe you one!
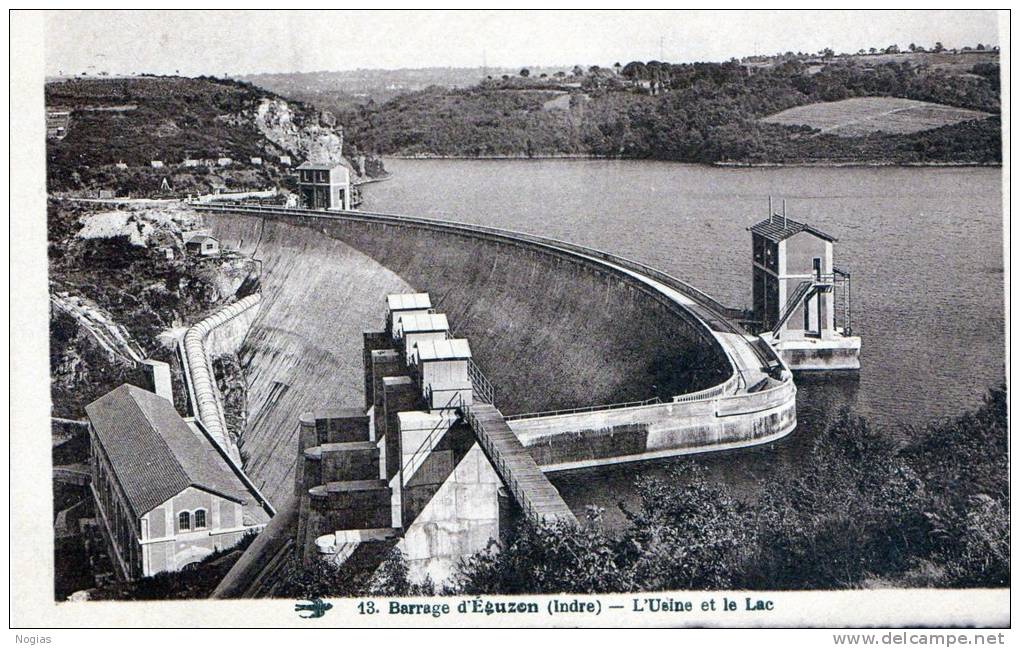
[328,54,1001,164]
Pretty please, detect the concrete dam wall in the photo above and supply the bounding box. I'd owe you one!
[208,215,415,504]
[227,212,729,409]
[205,210,732,505]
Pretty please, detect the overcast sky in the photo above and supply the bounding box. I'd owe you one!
[44,10,1002,77]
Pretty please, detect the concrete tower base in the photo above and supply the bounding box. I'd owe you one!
[761,332,861,371]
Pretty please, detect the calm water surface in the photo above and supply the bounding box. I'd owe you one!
[364,159,1005,526]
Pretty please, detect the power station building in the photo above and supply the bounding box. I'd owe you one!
[85,385,271,580]
[297,161,352,211]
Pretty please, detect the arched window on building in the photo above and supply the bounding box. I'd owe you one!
[178,511,191,532]
[194,509,207,529]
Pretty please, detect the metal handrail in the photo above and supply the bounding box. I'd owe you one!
[504,396,662,421]
[502,373,741,422]
[771,280,814,336]
[712,371,794,406]
[672,374,740,403]
[834,266,853,336]
[401,391,463,482]
[467,359,495,405]
[462,403,539,522]
[785,272,835,284]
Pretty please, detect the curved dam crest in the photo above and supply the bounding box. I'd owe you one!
[206,210,733,505]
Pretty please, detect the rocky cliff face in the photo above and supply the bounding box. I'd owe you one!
[45,76,373,194]
[254,98,348,169]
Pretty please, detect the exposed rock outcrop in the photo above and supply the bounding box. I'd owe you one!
[45,76,372,194]
[254,98,348,168]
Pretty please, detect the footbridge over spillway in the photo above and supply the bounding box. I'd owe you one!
[375,309,577,526]
[462,403,576,524]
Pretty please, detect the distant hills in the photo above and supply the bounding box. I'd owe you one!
[238,50,1001,166]
[45,48,1002,191]
[235,66,579,109]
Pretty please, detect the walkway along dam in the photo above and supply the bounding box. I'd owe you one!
[195,203,797,501]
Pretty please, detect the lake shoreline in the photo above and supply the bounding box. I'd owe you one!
[390,154,603,160]
[354,172,394,186]
[387,154,1001,168]
[713,160,1002,168]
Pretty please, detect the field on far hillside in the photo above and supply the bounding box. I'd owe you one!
[761,97,991,137]
[843,50,998,75]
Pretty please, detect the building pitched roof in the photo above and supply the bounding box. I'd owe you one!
[85,385,259,519]
[748,216,837,243]
[387,292,432,311]
[297,161,343,170]
[186,234,215,245]
[398,312,449,334]
[413,338,472,362]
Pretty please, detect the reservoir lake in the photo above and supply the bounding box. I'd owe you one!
[363,159,1005,526]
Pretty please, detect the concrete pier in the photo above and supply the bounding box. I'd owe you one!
[761,331,862,371]
[295,409,396,564]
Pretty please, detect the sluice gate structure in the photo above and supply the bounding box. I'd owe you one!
[216,293,575,594]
